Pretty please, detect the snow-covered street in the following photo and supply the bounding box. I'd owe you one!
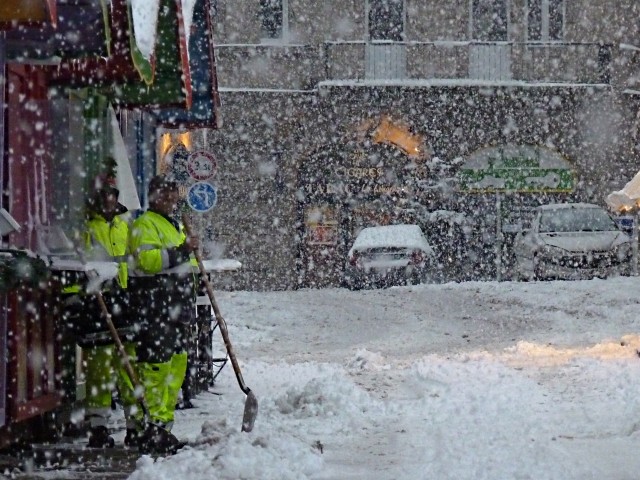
[119,276,640,480]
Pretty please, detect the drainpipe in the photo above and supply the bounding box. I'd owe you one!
[495,192,502,281]
[0,31,6,429]
[0,32,5,212]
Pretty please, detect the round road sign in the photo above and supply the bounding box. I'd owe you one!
[187,182,218,212]
[187,151,217,180]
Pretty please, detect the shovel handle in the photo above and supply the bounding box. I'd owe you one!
[95,291,149,416]
[72,241,149,417]
[182,214,253,396]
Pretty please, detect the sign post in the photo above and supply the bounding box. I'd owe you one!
[495,193,502,282]
[634,212,639,276]
[457,146,576,281]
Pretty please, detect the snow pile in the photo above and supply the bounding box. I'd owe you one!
[88,277,640,479]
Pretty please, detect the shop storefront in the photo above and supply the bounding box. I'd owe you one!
[297,117,578,286]
[297,115,432,287]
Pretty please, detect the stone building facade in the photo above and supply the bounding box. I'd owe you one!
[200,0,640,290]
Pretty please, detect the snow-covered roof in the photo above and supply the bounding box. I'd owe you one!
[318,79,612,89]
[130,0,197,60]
[216,43,309,48]
[130,0,160,60]
[219,87,317,93]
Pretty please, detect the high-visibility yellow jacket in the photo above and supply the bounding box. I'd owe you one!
[85,213,129,288]
[129,211,192,275]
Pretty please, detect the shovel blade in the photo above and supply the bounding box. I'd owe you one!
[241,390,258,432]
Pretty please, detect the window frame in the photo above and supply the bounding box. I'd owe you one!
[259,0,290,43]
[366,0,406,43]
[526,0,565,42]
[469,0,510,42]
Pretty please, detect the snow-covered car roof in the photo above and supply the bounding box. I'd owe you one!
[349,224,433,253]
[533,202,624,237]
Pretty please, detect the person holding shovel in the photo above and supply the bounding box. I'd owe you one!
[61,169,140,448]
[128,175,199,455]
[83,171,144,448]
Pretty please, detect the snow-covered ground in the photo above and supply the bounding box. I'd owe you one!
[119,277,640,478]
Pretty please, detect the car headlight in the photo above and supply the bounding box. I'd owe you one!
[614,243,631,259]
[540,244,565,258]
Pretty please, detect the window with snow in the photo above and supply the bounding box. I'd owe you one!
[368,0,404,41]
[471,0,508,41]
[527,0,564,41]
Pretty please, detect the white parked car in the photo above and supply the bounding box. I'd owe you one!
[513,203,633,281]
[344,224,436,289]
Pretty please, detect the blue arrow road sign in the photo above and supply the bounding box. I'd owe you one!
[187,182,217,212]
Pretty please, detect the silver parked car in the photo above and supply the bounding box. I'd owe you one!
[344,224,436,289]
[513,203,633,281]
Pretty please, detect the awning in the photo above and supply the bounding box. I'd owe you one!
[109,105,141,211]
[41,0,192,110]
[49,0,154,87]
[0,0,56,28]
[5,3,107,60]
[108,0,192,109]
[152,0,221,128]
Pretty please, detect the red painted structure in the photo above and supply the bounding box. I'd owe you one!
[1,2,60,449]
[0,0,220,449]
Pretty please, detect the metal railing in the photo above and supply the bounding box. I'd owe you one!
[214,41,614,88]
[322,41,612,85]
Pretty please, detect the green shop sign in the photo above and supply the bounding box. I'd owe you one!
[457,145,576,193]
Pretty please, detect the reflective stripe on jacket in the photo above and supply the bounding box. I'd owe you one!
[85,214,129,288]
[129,211,188,275]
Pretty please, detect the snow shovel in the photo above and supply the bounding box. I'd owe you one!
[93,289,150,419]
[71,243,150,420]
[183,215,258,432]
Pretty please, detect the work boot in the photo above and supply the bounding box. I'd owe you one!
[176,398,194,410]
[124,428,142,449]
[138,423,186,455]
[88,426,115,448]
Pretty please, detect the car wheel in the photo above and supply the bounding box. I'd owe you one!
[532,255,544,281]
[621,262,633,277]
[349,277,363,290]
[515,263,528,282]
[343,274,359,290]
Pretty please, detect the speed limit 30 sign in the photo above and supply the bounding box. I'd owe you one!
[187,151,217,180]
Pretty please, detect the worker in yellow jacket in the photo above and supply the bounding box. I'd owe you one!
[62,172,139,448]
[128,175,198,455]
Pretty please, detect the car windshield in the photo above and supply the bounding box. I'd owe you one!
[538,207,618,233]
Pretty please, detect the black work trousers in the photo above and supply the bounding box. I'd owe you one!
[128,274,195,364]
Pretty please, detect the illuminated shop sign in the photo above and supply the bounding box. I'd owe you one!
[303,182,409,197]
[457,144,575,193]
[305,206,338,245]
